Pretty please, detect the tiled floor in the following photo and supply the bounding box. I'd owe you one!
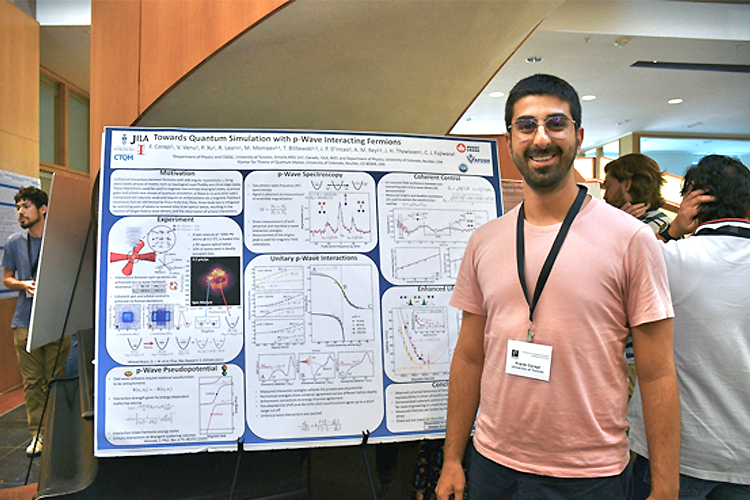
[0,401,39,490]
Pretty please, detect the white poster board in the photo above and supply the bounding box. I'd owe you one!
[95,127,501,456]
[29,172,93,350]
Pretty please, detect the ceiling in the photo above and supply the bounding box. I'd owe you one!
[450,1,750,152]
[36,0,750,154]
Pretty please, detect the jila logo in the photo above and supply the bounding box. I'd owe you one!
[129,134,150,144]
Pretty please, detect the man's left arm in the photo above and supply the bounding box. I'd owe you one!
[631,318,680,500]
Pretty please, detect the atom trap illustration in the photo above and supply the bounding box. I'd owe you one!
[190,257,241,308]
[109,240,157,276]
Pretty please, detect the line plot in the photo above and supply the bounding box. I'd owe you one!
[394,209,488,242]
[299,353,336,380]
[258,354,296,382]
[392,307,452,377]
[338,351,375,379]
[254,266,305,291]
[253,319,305,346]
[310,265,374,343]
[309,192,372,243]
[392,247,441,281]
[199,376,234,435]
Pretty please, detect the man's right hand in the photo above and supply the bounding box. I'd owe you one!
[671,189,715,237]
[621,202,649,219]
[435,460,466,500]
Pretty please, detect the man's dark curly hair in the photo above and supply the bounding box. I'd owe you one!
[505,74,581,132]
[682,155,750,224]
[14,186,48,209]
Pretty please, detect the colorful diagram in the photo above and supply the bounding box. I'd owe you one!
[382,287,461,382]
[309,192,372,243]
[245,171,377,253]
[109,240,157,276]
[106,217,244,365]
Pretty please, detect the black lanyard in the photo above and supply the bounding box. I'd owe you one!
[516,185,587,342]
[27,233,40,280]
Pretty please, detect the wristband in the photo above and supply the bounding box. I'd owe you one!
[658,224,681,241]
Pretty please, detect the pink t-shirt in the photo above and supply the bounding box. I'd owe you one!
[450,196,672,477]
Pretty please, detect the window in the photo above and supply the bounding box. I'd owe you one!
[39,68,90,178]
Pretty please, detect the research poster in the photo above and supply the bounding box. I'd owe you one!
[95,127,501,457]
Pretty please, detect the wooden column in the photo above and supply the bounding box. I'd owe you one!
[0,0,39,393]
[90,0,289,179]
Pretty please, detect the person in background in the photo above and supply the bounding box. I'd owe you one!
[629,154,750,500]
[3,186,71,457]
[603,153,670,233]
[436,74,680,500]
[602,153,671,399]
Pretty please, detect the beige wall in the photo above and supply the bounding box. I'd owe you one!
[0,0,39,393]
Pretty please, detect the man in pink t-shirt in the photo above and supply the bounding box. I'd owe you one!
[435,74,680,500]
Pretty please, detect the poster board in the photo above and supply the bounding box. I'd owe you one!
[95,127,501,456]
[29,172,93,350]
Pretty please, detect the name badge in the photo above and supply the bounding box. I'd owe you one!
[505,339,552,382]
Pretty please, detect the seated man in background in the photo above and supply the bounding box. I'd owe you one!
[602,153,671,398]
[628,154,750,500]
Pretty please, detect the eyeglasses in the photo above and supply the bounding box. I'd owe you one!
[508,116,576,142]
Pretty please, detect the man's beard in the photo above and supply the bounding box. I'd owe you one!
[19,214,41,229]
[512,143,576,193]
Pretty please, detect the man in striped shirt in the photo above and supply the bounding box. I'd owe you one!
[603,153,671,399]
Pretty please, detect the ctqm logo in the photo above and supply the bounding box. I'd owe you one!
[456,143,467,153]
[114,154,134,161]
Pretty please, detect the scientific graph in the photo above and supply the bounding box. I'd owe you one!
[310,265,374,343]
[253,319,305,345]
[391,307,452,377]
[254,292,304,317]
[308,192,372,243]
[253,266,305,291]
[394,209,489,242]
[446,247,466,279]
[257,354,296,382]
[392,247,441,281]
[251,266,306,346]
[298,353,336,380]
[199,376,234,435]
[338,351,375,379]
[382,286,461,382]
